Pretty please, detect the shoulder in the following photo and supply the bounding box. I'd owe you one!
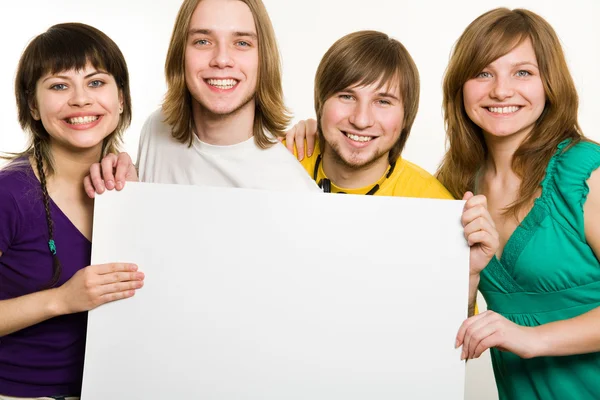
[542,139,600,239]
[0,170,21,210]
[547,139,600,194]
[140,108,171,141]
[254,141,320,192]
[398,159,439,180]
[138,108,181,156]
[583,146,600,205]
[554,139,600,174]
[259,140,311,168]
[0,160,35,192]
[0,163,35,251]
[584,167,600,259]
[392,159,454,199]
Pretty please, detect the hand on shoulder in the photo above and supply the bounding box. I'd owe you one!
[84,152,138,198]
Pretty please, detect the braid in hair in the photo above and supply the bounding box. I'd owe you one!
[33,140,62,288]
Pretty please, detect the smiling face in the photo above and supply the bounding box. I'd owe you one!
[320,79,404,170]
[184,0,259,117]
[462,38,546,143]
[31,62,122,153]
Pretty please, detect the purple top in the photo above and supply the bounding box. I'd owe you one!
[0,160,90,397]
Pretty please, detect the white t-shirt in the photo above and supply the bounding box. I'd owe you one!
[137,109,320,193]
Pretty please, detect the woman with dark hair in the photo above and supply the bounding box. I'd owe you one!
[0,23,144,399]
[442,8,600,400]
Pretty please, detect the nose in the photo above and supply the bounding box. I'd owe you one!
[209,43,235,69]
[67,85,93,107]
[490,75,515,100]
[348,101,375,129]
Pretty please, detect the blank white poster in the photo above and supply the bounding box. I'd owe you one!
[82,183,469,399]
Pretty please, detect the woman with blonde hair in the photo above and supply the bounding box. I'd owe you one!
[441,8,600,399]
[0,23,144,399]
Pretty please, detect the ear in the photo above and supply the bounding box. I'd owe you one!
[29,97,40,120]
[118,89,124,114]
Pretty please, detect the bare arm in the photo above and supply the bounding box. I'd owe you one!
[0,257,144,337]
[0,250,62,336]
[0,286,63,336]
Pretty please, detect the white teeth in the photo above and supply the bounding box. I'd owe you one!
[207,79,237,89]
[488,106,520,114]
[67,116,99,124]
[346,132,373,142]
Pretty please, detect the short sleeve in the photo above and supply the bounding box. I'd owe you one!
[0,185,20,253]
[545,140,600,240]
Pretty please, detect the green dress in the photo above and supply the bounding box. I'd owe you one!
[479,140,600,400]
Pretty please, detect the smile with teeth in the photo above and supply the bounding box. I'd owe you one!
[344,132,373,143]
[66,116,99,125]
[487,106,521,114]
[206,78,238,90]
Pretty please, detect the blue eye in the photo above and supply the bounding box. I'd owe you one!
[194,39,209,46]
[476,71,492,78]
[339,94,354,100]
[50,83,68,91]
[237,40,251,47]
[516,70,531,77]
[378,99,392,106]
[89,80,104,88]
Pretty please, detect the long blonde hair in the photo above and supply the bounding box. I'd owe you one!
[436,8,583,215]
[162,0,290,148]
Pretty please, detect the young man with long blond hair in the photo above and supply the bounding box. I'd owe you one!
[85,0,317,194]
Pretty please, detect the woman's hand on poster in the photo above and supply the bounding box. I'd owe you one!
[456,310,541,360]
[461,192,499,276]
[55,262,144,314]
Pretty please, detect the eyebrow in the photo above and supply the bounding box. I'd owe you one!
[512,61,539,69]
[344,88,400,102]
[42,70,108,83]
[189,28,258,40]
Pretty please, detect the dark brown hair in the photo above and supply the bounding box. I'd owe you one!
[11,22,131,287]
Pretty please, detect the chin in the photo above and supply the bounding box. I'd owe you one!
[69,140,105,151]
[340,155,376,169]
[208,105,239,115]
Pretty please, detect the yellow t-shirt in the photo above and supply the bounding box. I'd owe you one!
[291,141,453,199]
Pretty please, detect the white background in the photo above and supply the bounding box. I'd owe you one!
[1,1,598,398]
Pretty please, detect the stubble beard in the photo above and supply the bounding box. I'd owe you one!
[326,139,390,171]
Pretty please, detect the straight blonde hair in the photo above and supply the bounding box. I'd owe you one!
[163,0,290,148]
